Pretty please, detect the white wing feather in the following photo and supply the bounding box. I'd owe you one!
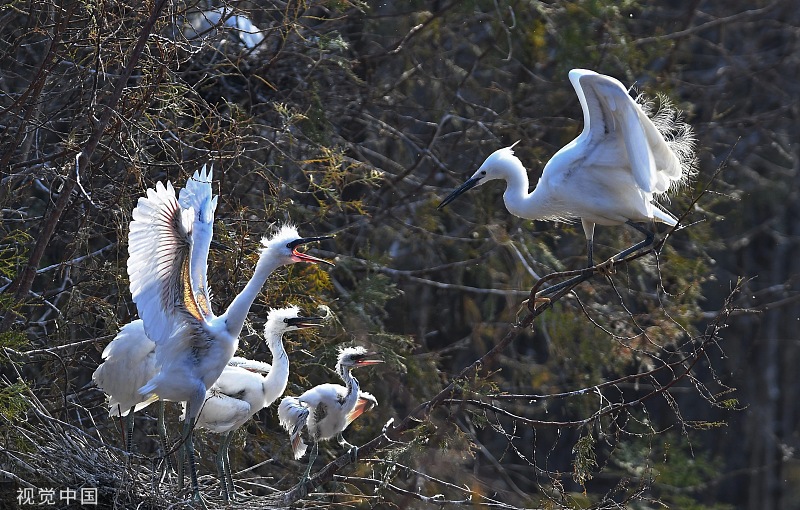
[92,320,159,416]
[574,70,683,196]
[177,165,217,320]
[278,396,310,459]
[128,180,196,345]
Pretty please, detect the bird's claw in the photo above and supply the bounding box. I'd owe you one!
[348,445,359,463]
[595,258,616,276]
[521,296,551,316]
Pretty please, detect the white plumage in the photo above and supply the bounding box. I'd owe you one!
[278,346,381,481]
[126,165,333,501]
[93,320,158,419]
[188,306,323,500]
[438,69,696,268]
[184,7,264,50]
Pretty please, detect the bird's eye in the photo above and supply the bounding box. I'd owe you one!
[480,170,486,175]
[283,318,290,324]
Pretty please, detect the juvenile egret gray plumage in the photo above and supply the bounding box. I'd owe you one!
[127,166,334,502]
[438,69,696,281]
[278,346,381,483]
[188,306,323,501]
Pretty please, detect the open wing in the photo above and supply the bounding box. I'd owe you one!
[278,396,310,459]
[128,180,204,345]
[178,165,218,319]
[346,391,378,426]
[570,69,681,195]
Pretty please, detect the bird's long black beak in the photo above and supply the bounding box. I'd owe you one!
[437,176,482,210]
[210,239,234,252]
[284,315,325,329]
[287,235,335,266]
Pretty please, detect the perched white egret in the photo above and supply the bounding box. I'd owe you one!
[439,69,696,282]
[184,7,264,50]
[127,166,334,501]
[278,346,381,482]
[188,306,323,501]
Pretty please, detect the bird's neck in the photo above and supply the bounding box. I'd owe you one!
[263,335,289,405]
[499,161,548,220]
[338,367,360,408]
[222,250,281,336]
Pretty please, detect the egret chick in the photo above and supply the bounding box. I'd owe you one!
[439,69,695,285]
[127,166,333,502]
[189,306,323,501]
[278,346,381,484]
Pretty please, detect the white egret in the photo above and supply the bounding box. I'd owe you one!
[184,7,264,50]
[188,306,323,501]
[278,346,381,483]
[127,166,334,502]
[438,69,696,289]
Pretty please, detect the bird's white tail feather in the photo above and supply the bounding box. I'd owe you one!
[278,397,309,459]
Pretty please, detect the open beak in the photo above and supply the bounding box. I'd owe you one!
[354,354,383,367]
[288,235,335,266]
[437,176,482,210]
[284,315,325,329]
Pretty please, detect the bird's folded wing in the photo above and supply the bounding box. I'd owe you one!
[226,357,272,375]
[178,165,218,320]
[190,392,251,431]
[128,180,202,345]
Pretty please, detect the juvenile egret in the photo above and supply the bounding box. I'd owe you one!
[278,346,381,483]
[189,306,323,501]
[438,69,696,278]
[127,166,334,501]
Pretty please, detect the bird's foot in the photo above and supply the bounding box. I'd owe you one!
[294,477,312,499]
[347,445,359,463]
[520,296,551,316]
[594,258,616,276]
[190,491,208,510]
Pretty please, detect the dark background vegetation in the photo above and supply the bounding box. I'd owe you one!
[0,0,798,508]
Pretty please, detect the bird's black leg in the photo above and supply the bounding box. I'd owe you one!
[586,238,594,268]
[157,401,175,476]
[184,419,206,507]
[337,433,358,462]
[215,433,229,501]
[177,418,188,492]
[613,220,655,261]
[124,407,134,453]
[222,432,236,500]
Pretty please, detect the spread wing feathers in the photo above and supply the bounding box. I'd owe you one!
[92,319,160,417]
[177,165,218,320]
[278,396,310,459]
[346,391,378,426]
[128,180,204,345]
[573,70,684,196]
